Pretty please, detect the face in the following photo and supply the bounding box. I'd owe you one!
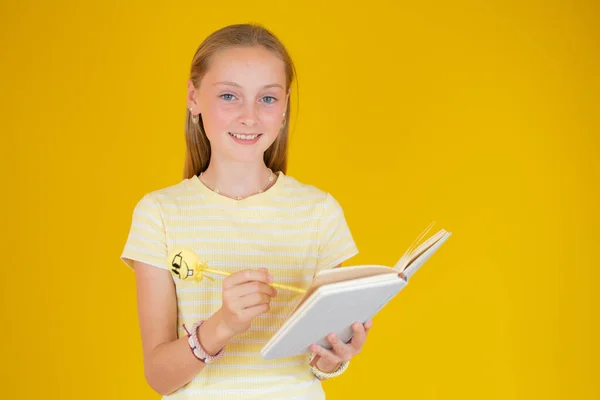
[188,45,289,165]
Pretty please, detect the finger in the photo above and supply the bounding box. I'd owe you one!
[224,268,272,288]
[238,292,272,309]
[327,333,354,361]
[227,281,277,298]
[310,344,342,364]
[349,322,367,352]
[309,354,321,367]
[364,319,373,333]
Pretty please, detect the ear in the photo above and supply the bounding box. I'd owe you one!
[187,79,200,113]
[284,91,290,112]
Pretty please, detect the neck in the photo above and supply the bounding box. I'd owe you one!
[201,159,274,198]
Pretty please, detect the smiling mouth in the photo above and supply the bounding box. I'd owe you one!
[228,132,262,140]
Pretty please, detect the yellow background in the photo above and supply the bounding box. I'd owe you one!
[1,0,598,398]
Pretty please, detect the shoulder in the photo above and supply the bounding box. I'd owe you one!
[132,178,196,213]
[280,174,329,202]
[279,173,343,213]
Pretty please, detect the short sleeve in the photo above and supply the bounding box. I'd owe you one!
[120,193,169,271]
[316,193,359,271]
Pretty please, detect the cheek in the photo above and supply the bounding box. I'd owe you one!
[202,105,235,134]
[260,107,283,126]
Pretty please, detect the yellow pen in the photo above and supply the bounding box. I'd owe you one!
[167,248,307,294]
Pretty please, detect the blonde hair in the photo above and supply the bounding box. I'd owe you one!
[183,23,297,179]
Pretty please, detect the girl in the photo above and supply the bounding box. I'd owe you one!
[121,23,372,399]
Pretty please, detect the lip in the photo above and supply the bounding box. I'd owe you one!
[228,132,263,144]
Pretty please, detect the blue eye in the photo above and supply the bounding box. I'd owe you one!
[262,96,277,104]
[220,94,235,101]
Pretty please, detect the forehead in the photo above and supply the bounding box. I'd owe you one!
[203,46,286,88]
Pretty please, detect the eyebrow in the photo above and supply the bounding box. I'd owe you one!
[214,81,284,90]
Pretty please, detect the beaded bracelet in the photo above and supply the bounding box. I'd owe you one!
[183,321,225,364]
[308,352,350,380]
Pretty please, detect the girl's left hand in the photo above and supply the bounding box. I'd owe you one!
[310,319,373,372]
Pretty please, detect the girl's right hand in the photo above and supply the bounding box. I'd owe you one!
[218,268,278,337]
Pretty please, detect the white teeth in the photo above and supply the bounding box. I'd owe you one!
[229,133,260,140]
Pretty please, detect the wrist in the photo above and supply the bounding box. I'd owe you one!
[309,353,350,380]
[315,357,342,373]
[197,310,233,355]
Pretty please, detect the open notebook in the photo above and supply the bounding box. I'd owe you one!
[260,222,452,360]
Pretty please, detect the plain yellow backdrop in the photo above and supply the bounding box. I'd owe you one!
[1,0,598,399]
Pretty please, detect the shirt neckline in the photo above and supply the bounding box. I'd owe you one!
[189,170,286,205]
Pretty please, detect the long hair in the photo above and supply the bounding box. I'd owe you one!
[183,24,297,179]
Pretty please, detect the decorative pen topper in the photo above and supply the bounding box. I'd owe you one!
[167,248,307,294]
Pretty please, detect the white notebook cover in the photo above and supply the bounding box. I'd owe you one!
[260,273,407,360]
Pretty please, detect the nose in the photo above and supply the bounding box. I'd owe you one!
[238,102,258,126]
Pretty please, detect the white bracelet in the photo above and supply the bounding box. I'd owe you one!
[184,321,225,364]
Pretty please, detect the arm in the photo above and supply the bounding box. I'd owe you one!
[133,261,233,396]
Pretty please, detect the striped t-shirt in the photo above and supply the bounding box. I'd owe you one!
[120,171,359,400]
